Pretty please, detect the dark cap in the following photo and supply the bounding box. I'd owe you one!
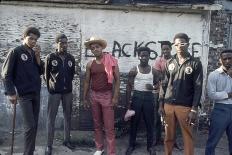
[173,33,190,43]
[55,34,68,43]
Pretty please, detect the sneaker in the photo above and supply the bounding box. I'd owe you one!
[93,150,104,155]
[63,141,75,150]
[125,146,135,155]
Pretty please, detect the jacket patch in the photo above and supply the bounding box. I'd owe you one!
[168,63,175,71]
[21,54,28,61]
[68,60,72,67]
[52,60,58,66]
[185,66,193,74]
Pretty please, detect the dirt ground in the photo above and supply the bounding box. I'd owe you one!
[0,128,229,155]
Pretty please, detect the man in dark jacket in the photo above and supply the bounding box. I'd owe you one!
[44,34,75,155]
[159,33,203,155]
[1,27,43,155]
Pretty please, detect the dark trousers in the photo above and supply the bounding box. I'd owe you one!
[129,91,155,150]
[18,93,40,155]
[46,92,73,147]
[154,92,162,143]
[205,103,232,155]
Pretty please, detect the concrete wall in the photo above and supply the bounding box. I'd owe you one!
[0,4,211,131]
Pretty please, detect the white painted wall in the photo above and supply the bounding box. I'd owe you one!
[80,9,210,75]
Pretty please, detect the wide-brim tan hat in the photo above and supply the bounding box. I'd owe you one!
[84,36,107,49]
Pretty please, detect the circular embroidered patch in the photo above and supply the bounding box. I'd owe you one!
[185,66,193,74]
[68,60,72,67]
[21,54,28,61]
[168,63,175,71]
[51,60,58,66]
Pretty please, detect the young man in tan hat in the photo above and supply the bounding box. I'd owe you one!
[83,37,120,155]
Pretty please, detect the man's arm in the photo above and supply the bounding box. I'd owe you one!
[44,55,51,90]
[159,63,169,105]
[152,67,161,90]
[112,65,120,106]
[207,71,230,100]
[1,50,17,96]
[71,56,75,80]
[126,66,137,109]
[83,61,92,107]
[192,61,203,109]
[33,44,44,75]
[1,49,17,104]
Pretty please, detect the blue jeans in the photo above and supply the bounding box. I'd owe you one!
[205,103,232,155]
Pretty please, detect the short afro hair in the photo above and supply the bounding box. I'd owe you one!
[173,33,190,43]
[23,27,40,38]
[137,47,151,56]
[220,49,232,58]
[55,34,68,43]
[158,41,172,48]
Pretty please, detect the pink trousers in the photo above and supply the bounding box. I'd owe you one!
[90,90,116,155]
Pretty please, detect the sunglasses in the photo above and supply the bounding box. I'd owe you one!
[174,43,188,47]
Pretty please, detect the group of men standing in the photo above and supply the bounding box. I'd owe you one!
[1,26,232,155]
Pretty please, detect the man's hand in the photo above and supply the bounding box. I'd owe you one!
[158,106,165,117]
[83,99,90,109]
[8,95,17,104]
[153,82,160,90]
[228,92,232,98]
[112,97,118,106]
[186,110,198,126]
[33,44,41,64]
[145,84,153,90]
[158,101,165,116]
[227,67,232,78]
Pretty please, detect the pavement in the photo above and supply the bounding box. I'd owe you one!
[0,128,229,155]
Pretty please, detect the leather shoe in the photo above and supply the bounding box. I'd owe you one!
[148,148,156,155]
[125,146,135,155]
[63,141,75,150]
[45,146,52,155]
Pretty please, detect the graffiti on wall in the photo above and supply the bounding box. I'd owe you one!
[84,40,202,59]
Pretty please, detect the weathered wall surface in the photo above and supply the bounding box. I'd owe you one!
[0,4,211,132]
[0,5,81,131]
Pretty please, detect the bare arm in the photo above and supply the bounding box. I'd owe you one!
[112,65,120,106]
[126,66,137,109]
[152,67,160,90]
[83,61,92,102]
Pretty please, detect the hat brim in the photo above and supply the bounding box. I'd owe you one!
[84,39,107,49]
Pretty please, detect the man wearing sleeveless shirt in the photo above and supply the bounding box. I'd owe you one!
[83,37,120,155]
[125,47,159,155]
